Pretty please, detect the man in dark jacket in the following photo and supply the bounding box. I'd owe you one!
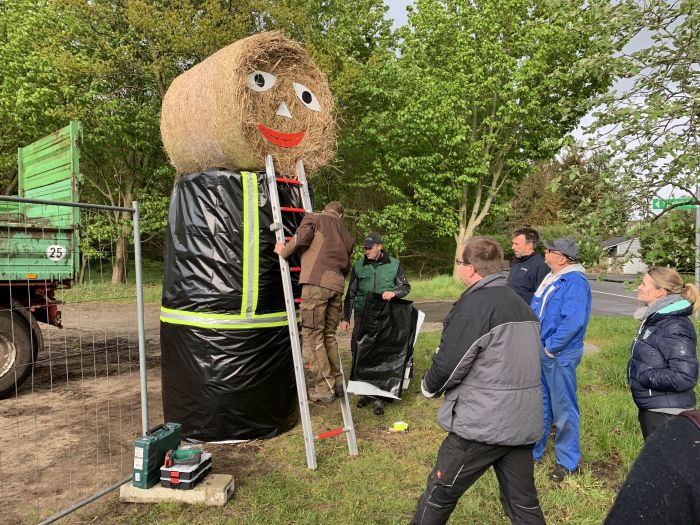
[508,227,550,304]
[410,236,545,525]
[275,201,354,403]
[340,232,410,415]
[605,410,700,525]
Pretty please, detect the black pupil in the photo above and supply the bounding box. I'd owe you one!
[302,91,312,104]
[254,73,265,87]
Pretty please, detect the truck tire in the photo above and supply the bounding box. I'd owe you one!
[0,311,33,398]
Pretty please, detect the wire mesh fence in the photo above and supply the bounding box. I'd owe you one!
[0,197,159,524]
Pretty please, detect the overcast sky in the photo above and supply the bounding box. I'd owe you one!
[385,0,411,27]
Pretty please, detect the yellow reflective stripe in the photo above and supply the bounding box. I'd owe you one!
[241,171,250,315]
[160,306,290,320]
[160,316,291,329]
[252,172,260,314]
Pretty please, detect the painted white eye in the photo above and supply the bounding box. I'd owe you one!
[293,83,320,111]
[247,71,276,92]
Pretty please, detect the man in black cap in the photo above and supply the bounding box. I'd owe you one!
[340,232,410,415]
[530,238,591,483]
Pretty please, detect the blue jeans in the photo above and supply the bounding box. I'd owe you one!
[533,348,583,471]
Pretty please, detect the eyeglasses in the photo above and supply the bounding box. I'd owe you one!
[455,259,471,266]
[545,249,563,256]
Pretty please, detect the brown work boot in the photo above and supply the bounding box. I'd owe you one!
[308,389,335,404]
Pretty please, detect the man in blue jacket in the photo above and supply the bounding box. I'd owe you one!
[530,238,591,482]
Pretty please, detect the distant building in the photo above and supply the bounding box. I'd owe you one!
[602,237,648,274]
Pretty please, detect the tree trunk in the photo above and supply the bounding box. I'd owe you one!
[4,170,18,195]
[111,234,129,284]
[79,254,88,285]
[452,223,478,280]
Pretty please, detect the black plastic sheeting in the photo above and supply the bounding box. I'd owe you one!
[350,293,419,398]
[160,169,305,442]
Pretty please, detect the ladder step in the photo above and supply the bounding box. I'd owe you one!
[316,427,347,440]
[276,177,302,185]
[281,206,306,213]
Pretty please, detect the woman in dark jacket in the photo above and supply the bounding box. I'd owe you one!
[629,266,700,440]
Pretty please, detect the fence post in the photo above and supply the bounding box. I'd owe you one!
[132,200,149,434]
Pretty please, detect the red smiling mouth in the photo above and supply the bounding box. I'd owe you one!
[257,123,306,148]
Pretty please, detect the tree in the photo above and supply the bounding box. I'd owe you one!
[640,210,695,272]
[1,0,394,282]
[340,0,632,277]
[587,0,699,256]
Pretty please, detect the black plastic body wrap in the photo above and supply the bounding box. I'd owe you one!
[160,169,305,441]
[350,294,419,398]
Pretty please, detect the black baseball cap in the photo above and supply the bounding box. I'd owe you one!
[362,232,382,248]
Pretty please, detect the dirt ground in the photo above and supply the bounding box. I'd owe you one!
[0,302,444,524]
[0,302,164,524]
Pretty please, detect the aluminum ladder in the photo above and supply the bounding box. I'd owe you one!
[265,154,359,469]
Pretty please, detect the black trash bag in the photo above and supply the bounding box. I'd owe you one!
[160,169,304,441]
[350,293,419,398]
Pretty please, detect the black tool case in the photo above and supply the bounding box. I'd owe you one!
[159,452,212,490]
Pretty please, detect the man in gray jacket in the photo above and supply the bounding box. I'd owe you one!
[410,236,545,525]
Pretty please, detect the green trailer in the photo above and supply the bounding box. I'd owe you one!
[0,121,81,396]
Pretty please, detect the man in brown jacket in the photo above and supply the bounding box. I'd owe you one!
[274,201,355,403]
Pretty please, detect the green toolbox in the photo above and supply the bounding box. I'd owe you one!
[132,423,182,489]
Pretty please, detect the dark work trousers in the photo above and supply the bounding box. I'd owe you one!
[410,433,546,525]
[638,409,676,441]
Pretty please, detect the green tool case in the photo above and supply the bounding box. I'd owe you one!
[132,422,182,489]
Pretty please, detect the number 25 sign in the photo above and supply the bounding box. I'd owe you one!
[45,245,67,261]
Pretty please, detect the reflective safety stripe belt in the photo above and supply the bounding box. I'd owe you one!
[161,171,291,330]
[160,307,294,329]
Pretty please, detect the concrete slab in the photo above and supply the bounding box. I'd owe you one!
[119,474,235,507]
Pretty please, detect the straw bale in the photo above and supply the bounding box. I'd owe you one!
[161,31,336,177]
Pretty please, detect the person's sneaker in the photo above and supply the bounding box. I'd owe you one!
[373,399,384,416]
[550,464,577,482]
[309,389,335,404]
[356,396,371,408]
[334,385,344,398]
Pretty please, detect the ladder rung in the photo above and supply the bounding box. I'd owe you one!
[281,206,305,213]
[316,427,347,440]
[276,177,302,185]
[290,267,301,272]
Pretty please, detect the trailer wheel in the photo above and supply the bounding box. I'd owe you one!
[0,311,33,398]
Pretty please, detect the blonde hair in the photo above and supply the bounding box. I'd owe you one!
[648,266,700,313]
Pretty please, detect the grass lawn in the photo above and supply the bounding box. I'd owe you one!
[73,314,681,525]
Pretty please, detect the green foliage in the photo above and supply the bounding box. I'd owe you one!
[337,0,628,271]
[640,210,695,272]
[586,0,700,263]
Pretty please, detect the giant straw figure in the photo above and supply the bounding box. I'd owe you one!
[159,32,335,441]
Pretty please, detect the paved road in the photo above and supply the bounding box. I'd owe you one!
[415,278,641,324]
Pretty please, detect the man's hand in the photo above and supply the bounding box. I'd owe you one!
[340,320,350,332]
[273,242,285,256]
[544,348,555,358]
[382,291,396,301]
